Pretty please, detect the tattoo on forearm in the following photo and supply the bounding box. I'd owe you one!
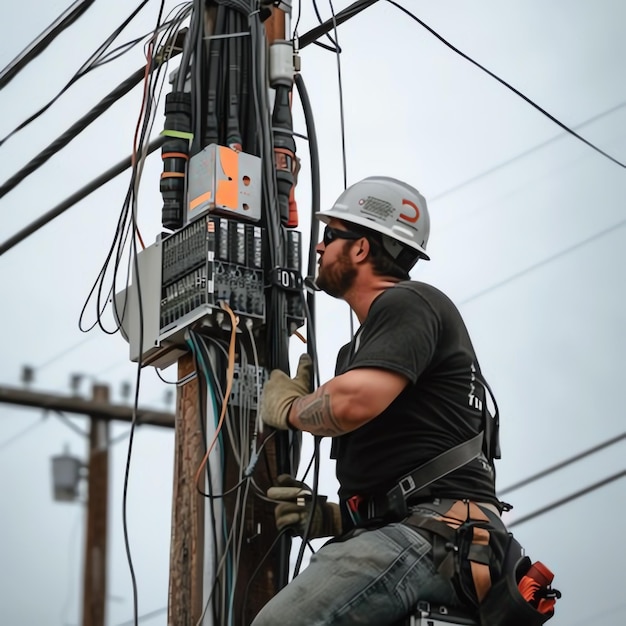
[292,386,344,436]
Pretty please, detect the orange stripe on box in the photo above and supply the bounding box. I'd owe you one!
[216,146,238,209]
[189,190,212,210]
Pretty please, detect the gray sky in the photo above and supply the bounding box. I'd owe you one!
[1,1,625,624]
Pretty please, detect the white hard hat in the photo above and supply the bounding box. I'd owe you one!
[316,176,430,263]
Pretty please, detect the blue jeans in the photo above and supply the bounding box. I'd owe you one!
[250,520,460,626]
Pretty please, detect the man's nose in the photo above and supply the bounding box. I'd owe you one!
[315,241,325,254]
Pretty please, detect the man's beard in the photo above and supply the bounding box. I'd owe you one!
[316,243,357,298]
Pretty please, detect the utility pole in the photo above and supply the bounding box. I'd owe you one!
[0,381,175,626]
[82,383,110,626]
[163,4,294,625]
[168,354,205,625]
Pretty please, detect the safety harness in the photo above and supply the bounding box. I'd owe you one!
[344,431,488,527]
[339,376,560,625]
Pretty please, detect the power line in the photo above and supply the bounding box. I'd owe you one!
[298,0,379,48]
[499,431,625,496]
[0,67,149,199]
[508,470,625,528]
[431,101,626,203]
[0,414,47,452]
[0,0,96,89]
[460,216,626,306]
[0,30,185,199]
[0,136,165,257]
[387,0,626,170]
[0,0,153,147]
[36,335,98,371]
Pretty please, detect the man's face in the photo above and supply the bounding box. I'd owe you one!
[315,220,360,298]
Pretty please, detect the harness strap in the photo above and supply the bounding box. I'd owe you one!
[386,432,484,512]
[406,500,494,605]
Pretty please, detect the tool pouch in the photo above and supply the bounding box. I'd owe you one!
[477,533,558,626]
[406,502,560,626]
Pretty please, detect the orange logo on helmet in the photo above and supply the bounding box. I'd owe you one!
[399,198,420,223]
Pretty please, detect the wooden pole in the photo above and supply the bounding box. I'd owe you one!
[82,383,110,626]
[168,353,205,625]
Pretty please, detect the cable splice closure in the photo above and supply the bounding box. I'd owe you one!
[160,91,192,231]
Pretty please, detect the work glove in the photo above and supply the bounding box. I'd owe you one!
[261,354,312,430]
[267,474,342,539]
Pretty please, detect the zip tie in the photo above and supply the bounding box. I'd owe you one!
[204,32,250,41]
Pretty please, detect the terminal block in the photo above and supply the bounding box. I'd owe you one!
[230,364,268,410]
[160,215,265,343]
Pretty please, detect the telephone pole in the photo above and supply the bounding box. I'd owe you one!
[163,4,294,625]
[82,383,110,626]
[0,381,175,626]
[168,354,205,624]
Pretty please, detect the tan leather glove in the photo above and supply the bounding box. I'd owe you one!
[267,474,342,538]
[261,354,312,430]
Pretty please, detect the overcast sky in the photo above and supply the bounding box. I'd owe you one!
[1,1,625,625]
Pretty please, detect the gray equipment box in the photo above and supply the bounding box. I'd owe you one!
[187,144,262,224]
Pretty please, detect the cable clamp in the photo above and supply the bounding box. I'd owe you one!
[270,267,303,292]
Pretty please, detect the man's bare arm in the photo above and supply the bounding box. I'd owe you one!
[288,368,409,436]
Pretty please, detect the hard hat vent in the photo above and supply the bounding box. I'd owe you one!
[360,196,395,221]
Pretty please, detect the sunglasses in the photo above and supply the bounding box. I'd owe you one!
[322,225,367,247]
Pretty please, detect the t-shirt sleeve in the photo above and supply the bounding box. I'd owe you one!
[344,285,440,384]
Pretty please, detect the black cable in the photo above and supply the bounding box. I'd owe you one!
[293,436,322,577]
[119,6,167,624]
[508,470,626,528]
[240,528,291,626]
[0,416,47,453]
[0,31,185,199]
[293,0,302,37]
[431,101,626,203]
[0,0,96,90]
[386,0,626,170]
[298,0,379,49]
[499,432,625,496]
[0,0,152,147]
[0,67,143,199]
[0,136,164,258]
[460,216,626,307]
[311,0,340,51]
[293,73,321,347]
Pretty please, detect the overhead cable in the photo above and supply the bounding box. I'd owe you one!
[0,137,165,257]
[387,0,626,170]
[0,415,47,453]
[499,432,625,496]
[298,0,379,48]
[432,101,626,203]
[459,215,626,306]
[508,470,626,528]
[0,0,96,90]
[0,30,185,199]
[0,0,152,147]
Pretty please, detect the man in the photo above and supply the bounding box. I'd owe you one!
[253,176,507,626]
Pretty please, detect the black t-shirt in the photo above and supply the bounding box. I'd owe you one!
[331,281,498,507]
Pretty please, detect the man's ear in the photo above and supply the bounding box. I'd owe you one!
[353,237,371,263]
